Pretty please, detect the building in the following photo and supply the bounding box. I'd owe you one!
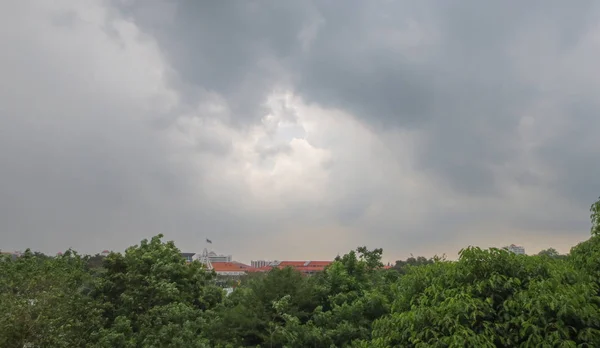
[181,250,232,264]
[207,259,334,277]
[188,245,333,278]
[100,250,110,257]
[181,252,195,263]
[211,261,253,276]
[506,244,525,255]
[254,260,334,275]
[207,251,232,263]
[251,260,273,268]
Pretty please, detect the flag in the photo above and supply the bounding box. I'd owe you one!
[206,238,212,244]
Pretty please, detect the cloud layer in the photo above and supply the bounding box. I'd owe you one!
[1,0,599,262]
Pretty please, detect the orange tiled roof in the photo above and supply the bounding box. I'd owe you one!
[278,261,333,269]
[246,266,271,272]
[278,261,307,267]
[212,262,248,272]
[293,266,327,272]
[210,260,333,274]
[306,261,333,267]
[231,261,252,269]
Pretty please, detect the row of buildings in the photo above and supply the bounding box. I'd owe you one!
[180,249,333,276]
[181,244,527,277]
[2,243,527,272]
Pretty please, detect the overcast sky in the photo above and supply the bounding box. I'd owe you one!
[1,0,599,263]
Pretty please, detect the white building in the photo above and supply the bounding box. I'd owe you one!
[251,260,274,268]
[506,244,525,255]
[207,251,232,263]
[182,250,232,264]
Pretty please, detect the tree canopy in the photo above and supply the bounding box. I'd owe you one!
[2,198,600,347]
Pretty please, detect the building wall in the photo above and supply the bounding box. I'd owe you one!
[209,255,232,262]
[181,253,195,262]
[215,271,246,276]
[182,251,232,263]
[507,244,525,255]
[251,260,273,268]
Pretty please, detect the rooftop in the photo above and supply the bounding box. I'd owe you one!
[244,260,333,274]
[212,262,250,272]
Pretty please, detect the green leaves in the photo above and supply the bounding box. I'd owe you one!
[89,235,221,346]
[591,197,600,236]
[0,250,102,347]
[369,242,600,347]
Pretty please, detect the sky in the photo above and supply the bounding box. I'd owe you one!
[1,0,599,264]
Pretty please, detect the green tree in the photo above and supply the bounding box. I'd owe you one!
[90,234,220,347]
[393,255,435,274]
[592,196,600,236]
[536,247,568,260]
[369,246,600,347]
[537,248,559,258]
[205,266,317,347]
[301,247,391,347]
[0,250,101,347]
[87,253,107,269]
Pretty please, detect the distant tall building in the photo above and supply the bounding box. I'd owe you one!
[251,260,273,268]
[506,244,525,255]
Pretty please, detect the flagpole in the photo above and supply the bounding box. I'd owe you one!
[199,239,213,271]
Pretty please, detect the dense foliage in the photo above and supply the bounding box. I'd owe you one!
[2,198,600,347]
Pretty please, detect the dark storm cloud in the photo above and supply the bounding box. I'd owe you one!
[112,0,316,126]
[57,0,600,225]
[117,0,600,204]
[537,100,600,207]
[291,0,598,196]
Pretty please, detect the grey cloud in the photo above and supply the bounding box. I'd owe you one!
[293,0,598,197]
[2,0,600,261]
[112,0,316,126]
[0,1,264,256]
[117,0,600,204]
[537,101,600,207]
